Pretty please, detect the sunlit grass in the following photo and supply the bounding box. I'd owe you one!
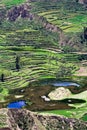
[0,0,26,7]
[40,104,87,120]
[39,10,87,33]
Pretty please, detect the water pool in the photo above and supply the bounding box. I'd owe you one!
[7,100,26,109]
[52,82,80,87]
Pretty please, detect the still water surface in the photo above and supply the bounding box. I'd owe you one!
[7,100,26,108]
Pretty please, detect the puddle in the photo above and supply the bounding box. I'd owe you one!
[7,100,26,109]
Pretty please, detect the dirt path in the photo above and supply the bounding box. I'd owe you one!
[75,67,87,76]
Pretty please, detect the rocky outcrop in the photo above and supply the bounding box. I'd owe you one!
[4,0,86,49]
[0,109,87,130]
[48,87,72,100]
[48,87,87,103]
[7,3,62,33]
[3,0,87,22]
[6,0,85,49]
[33,14,62,33]
[79,0,87,4]
[7,4,33,21]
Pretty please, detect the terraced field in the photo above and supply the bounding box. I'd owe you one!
[0,44,79,102]
[0,19,59,47]
[0,0,87,124]
[31,0,87,33]
[0,10,81,104]
[39,12,87,33]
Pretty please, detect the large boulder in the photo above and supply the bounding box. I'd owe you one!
[48,87,72,100]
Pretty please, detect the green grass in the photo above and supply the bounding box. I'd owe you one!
[39,11,87,33]
[81,114,87,121]
[31,0,87,33]
[0,19,59,47]
[0,88,9,102]
[40,104,87,120]
[0,0,26,7]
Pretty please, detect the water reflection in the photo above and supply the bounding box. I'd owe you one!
[52,82,80,87]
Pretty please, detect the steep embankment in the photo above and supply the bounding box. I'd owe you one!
[6,2,65,46]
[29,0,87,50]
[1,0,87,50]
[0,109,87,130]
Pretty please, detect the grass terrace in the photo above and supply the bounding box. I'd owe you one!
[31,0,87,33]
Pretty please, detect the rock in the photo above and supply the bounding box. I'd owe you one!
[79,0,87,4]
[0,108,87,130]
[41,95,50,101]
[48,87,72,100]
[15,95,24,98]
[7,4,33,21]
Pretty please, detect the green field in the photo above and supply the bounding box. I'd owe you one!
[35,1,87,33]
[41,105,87,121]
[0,0,26,7]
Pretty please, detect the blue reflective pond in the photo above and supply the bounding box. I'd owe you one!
[7,100,26,109]
[52,82,80,87]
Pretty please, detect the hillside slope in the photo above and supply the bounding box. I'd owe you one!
[0,0,87,121]
[0,109,87,130]
[0,0,87,50]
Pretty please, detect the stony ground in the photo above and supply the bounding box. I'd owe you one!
[0,109,87,130]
